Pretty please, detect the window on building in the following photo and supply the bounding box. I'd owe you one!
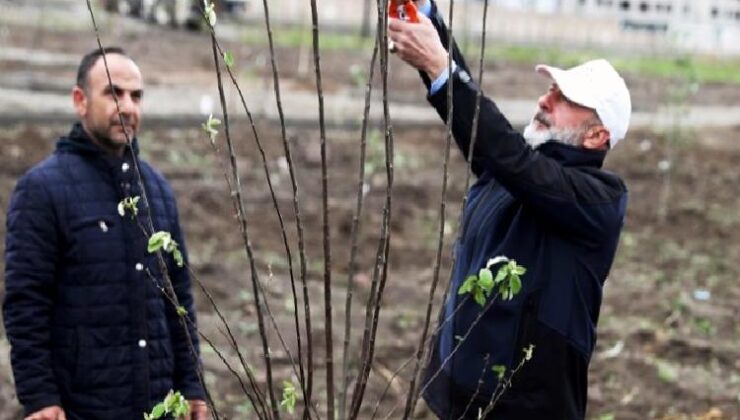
[639,1,648,12]
[655,3,671,13]
[711,7,718,18]
[620,0,630,10]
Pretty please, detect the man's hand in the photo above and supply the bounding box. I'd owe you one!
[185,400,208,420]
[388,13,448,80]
[25,406,66,420]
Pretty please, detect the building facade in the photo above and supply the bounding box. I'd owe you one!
[495,0,740,54]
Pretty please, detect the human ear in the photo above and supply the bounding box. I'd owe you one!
[582,126,610,150]
[72,86,88,118]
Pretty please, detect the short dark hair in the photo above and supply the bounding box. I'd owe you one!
[76,47,129,90]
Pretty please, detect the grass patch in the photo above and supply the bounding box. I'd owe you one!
[473,44,740,84]
[241,24,740,84]
[241,25,374,51]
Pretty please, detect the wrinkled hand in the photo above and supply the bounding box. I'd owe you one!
[25,406,66,420]
[186,400,208,420]
[388,13,448,80]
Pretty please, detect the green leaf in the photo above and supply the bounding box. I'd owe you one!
[473,290,486,307]
[491,364,506,380]
[118,196,140,218]
[203,1,217,26]
[148,231,171,253]
[151,403,166,418]
[510,273,522,295]
[164,390,176,409]
[458,275,476,295]
[223,51,235,68]
[478,268,493,292]
[498,282,508,297]
[513,265,526,275]
[174,402,189,417]
[173,249,184,267]
[280,380,297,414]
[494,266,508,284]
[207,114,221,131]
[176,306,188,317]
[203,114,221,144]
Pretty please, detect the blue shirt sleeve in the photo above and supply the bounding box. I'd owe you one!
[420,1,456,95]
[419,0,432,17]
[429,61,457,95]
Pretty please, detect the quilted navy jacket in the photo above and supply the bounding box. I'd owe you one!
[419,3,628,419]
[3,123,204,419]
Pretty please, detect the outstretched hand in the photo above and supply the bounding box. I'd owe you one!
[25,406,66,420]
[184,400,208,420]
[388,13,448,80]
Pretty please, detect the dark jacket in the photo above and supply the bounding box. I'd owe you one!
[420,4,627,419]
[3,123,204,419]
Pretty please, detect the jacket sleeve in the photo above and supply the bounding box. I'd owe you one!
[164,194,205,401]
[422,2,626,241]
[418,1,482,175]
[3,170,63,415]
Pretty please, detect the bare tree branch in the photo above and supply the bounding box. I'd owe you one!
[349,1,396,416]
[307,1,335,418]
[339,35,381,420]
[209,32,280,420]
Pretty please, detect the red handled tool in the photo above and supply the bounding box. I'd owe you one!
[389,0,419,23]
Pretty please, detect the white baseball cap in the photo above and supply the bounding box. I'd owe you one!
[535,59,632,148]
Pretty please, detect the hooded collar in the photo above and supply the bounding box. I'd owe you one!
[56,121,140,158]
[536,141,607,168]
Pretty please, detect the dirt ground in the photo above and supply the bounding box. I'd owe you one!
[0,5,739,420]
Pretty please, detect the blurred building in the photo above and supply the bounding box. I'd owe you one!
[244,0,740,56]
[489,0,740,55]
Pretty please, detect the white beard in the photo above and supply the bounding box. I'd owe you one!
[523,120,584,149]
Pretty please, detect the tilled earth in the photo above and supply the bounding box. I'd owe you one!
[0,120,738,419]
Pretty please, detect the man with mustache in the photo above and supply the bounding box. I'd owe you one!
[3,47,207,420]
[389,1,631,419]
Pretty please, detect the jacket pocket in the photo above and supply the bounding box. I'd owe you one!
[66,216,118,265]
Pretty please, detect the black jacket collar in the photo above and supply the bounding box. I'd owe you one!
[56,122,140,158]
[537,141,607,169]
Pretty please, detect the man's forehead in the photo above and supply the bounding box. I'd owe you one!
[89,54,143,87]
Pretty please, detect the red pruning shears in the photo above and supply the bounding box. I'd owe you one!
[389,0,419,23]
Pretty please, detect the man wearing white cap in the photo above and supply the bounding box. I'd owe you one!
[389,1,631,419]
